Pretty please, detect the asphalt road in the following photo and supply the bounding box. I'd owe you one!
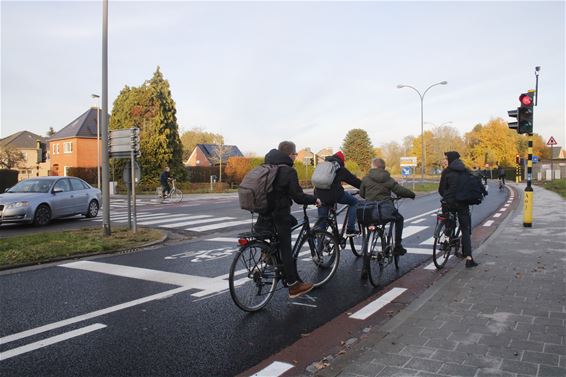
[0,182,509,376]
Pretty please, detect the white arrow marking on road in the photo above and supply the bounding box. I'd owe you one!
[0,324,106,360]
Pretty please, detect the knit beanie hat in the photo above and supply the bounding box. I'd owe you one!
[335,151,345,163]
[444,151,461,164]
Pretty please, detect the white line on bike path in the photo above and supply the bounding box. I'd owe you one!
[483,220,494,227]
[402,226,428,238]
[251,361,294,377]
[349,287,407,320]
[138,215,213,226]
[186,220,250,232]
[0,324,106,361]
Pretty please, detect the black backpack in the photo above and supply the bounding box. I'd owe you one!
[454,171,486,205]
[238,164,281,213]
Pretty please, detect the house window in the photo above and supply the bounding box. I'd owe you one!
[64,166,70,176]
[22,152,28,161]
[64,142,73,154]
[52,144,59,155]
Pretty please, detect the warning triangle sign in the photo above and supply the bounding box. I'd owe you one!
[546,136,557,145]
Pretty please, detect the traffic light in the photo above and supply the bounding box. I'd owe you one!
[507,109,518,132]
[518,92,534,134]
[310,158,315,166]
[515,154,520,165]
[36,140,47,163]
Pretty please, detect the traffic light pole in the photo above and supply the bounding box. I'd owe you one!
[523,134,533,227]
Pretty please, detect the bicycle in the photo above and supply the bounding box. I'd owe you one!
[155,178,183,202]
[360,197,403,287]
[229,205,339,312]
[319,192,363,257]
[432,209,463,269]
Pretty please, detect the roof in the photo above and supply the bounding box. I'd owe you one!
[197,144,244,162]
[0,131,48,149]
[550,146,563,159]
[50,107,100,141]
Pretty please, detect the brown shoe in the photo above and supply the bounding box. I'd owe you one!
[288,282,314,298]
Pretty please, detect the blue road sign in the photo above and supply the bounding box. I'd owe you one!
[401,167,411,176]
[532,155,538,163]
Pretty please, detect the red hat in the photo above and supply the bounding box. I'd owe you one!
[335,151,345,163]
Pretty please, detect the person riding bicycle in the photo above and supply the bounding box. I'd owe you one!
[439,151,478,268]
[314,151,361,236]
[497,166,506,186]
[253,141,321,299]
[472,166,488,186]
[160,166,171,198]
[359,158,415,256]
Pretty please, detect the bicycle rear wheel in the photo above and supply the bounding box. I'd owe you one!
[296,230,340,288]
[229,242,277,312]
[367,230,387,287]
[387,222,399,269]
[433,222,451,269]
[348,222,363,257]
[171,188,183,202]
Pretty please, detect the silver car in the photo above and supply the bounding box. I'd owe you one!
[0,177,101,226]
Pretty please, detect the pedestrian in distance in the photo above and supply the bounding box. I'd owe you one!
[439,151,478,268]
[314,151,362,236]
[254,141,321,299]
[359,158,416,256]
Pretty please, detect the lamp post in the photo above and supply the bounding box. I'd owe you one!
[91,94,100,189]
[397,81,448,181]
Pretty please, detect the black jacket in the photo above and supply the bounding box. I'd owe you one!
[160,171,170,186]
[264,149,316,217]
[314,156,361,204]
[439,158,467,209]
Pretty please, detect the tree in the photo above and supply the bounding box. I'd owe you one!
[225,157,252,184]
[180,128,224,161]
[342,129,373,173]
[47,127,56,137]
[464,118,518,167]
[380,141,404,175]
[110,67,185,183]
[209,144,231,182]
[0,147,25,169]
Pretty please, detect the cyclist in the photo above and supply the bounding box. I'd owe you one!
[439,151,477,268]
[160,166,171,198]
[497,166,506,188]
[254,141,321,299]
[359,158,415,256]
[314,151,361,236]
[472,166,488,187]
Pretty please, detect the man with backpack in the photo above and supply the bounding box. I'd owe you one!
[439,151,486,268]
[253,141,321,298]
[313,151,362,236]
[359,158,416,256]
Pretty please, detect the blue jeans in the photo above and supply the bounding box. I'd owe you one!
[317,191,358,230]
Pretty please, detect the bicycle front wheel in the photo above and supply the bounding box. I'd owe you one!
[432,222,451,269]
[171,188,183,202]
[367,230,388,287]
[155,187,163,201]
[229,242,277,312]
[296,230,340,288]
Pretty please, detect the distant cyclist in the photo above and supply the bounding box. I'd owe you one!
[160,166,171,198]
[359,158,415,256]
[497,166,506,187]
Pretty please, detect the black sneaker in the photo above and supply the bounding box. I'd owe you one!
[345,229,360,237]
[465,259,479,268]
[393,244,407,256]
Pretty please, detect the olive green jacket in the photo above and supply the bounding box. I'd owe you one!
[360,168,415,201]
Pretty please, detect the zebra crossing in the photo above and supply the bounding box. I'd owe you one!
[92,211,251,233]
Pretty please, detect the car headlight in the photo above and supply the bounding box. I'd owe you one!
[5,201,31,209]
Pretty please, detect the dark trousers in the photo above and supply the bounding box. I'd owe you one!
[393,212,404,244]
[273,215,299,285]
[456,206,472,257]
[161,184,170,196]
[317,191,358,230]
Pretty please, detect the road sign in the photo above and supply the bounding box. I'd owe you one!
[546,136,557,145]
[532,156,538,163]
[400,156,417,167]
[123,161,141,184]
[401,167,411,176]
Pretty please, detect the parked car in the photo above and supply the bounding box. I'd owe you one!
[0,177,101,226]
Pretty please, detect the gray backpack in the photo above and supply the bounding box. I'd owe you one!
[311,161,340,189]
[238,164,281,213]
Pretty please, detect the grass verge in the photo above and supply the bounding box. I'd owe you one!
[0,227,164,268]
[539,179,566,199]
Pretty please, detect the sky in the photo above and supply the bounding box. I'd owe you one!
[1,0,565,157]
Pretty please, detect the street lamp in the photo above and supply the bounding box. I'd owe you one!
[91,93,101,189]
[397,81,448,181]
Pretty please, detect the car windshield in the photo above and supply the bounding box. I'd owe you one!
[7,179,54,193]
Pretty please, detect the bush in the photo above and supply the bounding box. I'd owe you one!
[67,167,98,184]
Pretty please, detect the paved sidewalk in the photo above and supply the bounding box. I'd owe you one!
[317,184,566,377]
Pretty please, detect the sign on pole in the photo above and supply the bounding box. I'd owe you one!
[401,167,411,176]
[400,156,418,167]
[546,136,557,145]
[109,128,140,158]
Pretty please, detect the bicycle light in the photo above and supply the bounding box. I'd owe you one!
[238,238,249,246]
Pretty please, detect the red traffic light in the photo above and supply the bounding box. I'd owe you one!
[519,93,533,106]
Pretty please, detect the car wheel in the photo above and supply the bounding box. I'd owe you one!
[85,200,99,218]
[33,204,51,226]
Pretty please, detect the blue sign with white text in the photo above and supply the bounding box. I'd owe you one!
[532,156,538,163]
[401,167,411,176]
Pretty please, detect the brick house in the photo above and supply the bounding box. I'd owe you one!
[185,144,244,167]
[0,131,49,180]
[49,108,100,176]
